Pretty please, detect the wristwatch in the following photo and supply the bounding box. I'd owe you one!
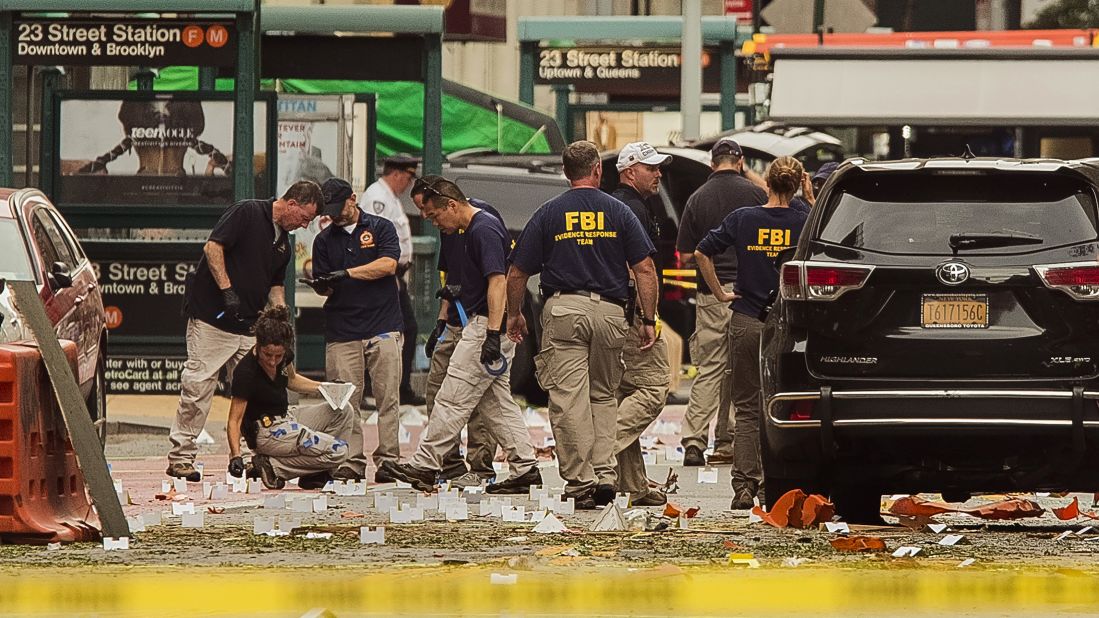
[640,317,657,326]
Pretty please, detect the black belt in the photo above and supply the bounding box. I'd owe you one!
[553,290,628,309]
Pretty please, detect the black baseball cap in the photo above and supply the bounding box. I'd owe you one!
[320,178,353,217]
[710,137,744,158]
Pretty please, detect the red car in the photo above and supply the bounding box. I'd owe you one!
[0,188,107,443]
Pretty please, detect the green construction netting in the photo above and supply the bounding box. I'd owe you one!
[135,67,552,156]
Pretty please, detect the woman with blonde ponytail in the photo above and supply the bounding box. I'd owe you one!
[692,156,811,510]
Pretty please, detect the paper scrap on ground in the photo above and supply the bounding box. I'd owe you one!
[958,558,976,568]
[304,532,333,540]
[892,546,922,558]
[939,534,966,546]
[318,382,356,411]
[590,504,628,532]
[533,513,568,534]
[490,573,518,585]
[824,522,850,534]
[697,468,719,484]
[727,553,760,568]
[751,489,835,529]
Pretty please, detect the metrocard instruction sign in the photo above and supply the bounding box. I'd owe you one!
[14,18,236,67]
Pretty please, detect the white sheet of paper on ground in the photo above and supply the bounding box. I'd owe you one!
[957,558,976,568]
[173,478,188,493]
[264,494,287,510]
[1055,530,1073,542]
[181,512,204,528]
[360,526,385,545]
[103,537,129,551]
[533,513,567,534]
[590,504,628,532]
[1036,492,1051,497]
[782,557,810,568]
[502,506,527,522]
[892,546,922,558]
[46,542,61,551]
[664,446,685,463]
[247,479,263,494]
[312,495,328,513]
[318,382,356,411]
[304,532,332,540]
[399,425,412,445]
[445,503,469,521]
[824,522,850,534]
[389,505,424,524]
[490,573,518,585]
[729,555,760,568]
[939,534,967,546]
[171,502,195,516]
[196,429,216,445]
[926,523,949,534]
[253,517,274,535]
[1077,526,1094,536]
[142,511,163,527]
[697,468,719,484]
[552,497,575,516]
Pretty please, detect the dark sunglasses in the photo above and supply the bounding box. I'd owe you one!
[414,177,463,203]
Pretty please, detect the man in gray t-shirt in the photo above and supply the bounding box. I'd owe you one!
[675,138,767,467]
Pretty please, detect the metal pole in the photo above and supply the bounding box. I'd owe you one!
[680,0,702,143]
[233,5,257,201]
[417,32,444,338]
[719,41,736,131]
[134,67,156,90]
[0,12,14,187]
[38,67,63,197]
[519,41,535,105]
[813,0,825,34]
[198,67,217,91]
[753,0,762,33]
[553,85,571,142]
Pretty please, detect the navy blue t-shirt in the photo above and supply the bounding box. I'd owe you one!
[312,212,403,342]
[437,199,506,326]
[697,206,807,319]
[510,188,655,302]
[459,209,510,322]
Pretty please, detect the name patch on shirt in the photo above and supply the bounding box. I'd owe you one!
[555,211,617,246]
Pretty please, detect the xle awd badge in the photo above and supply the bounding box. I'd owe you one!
[936,262,970,285]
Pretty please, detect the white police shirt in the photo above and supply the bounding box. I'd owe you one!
[360,178,412,266]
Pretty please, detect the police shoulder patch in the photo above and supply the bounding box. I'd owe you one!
[372,200,386,214]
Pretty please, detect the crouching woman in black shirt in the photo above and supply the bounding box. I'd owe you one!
[227,306,354,490]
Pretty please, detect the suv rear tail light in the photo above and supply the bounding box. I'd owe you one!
[1035,262,1099,300]
[780,262,804,300]
[780,261,873,301]
[789,400,815,421]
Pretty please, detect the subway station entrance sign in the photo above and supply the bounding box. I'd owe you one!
[14,18,236,67]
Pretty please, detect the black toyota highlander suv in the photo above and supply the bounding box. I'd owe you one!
[761,156,1099,522]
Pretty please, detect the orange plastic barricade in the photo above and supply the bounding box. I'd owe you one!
[0,342,100,543]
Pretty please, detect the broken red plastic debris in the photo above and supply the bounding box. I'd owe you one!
[830,536,886,552]
[751,489,835,529]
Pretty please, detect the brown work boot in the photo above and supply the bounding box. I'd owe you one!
[706,451,735,465]
[630,490,668,507]
[166,462,201,483]
[683,445,706,467]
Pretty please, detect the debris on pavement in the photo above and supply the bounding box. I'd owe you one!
[888,496,1044,520]
[892,546,922,558]
[751,489,835,529]
[830,536,886,552]
[727,553,761,568]
[533,513,568,534]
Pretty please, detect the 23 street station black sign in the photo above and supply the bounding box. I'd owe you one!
[15,19,236,67]
[534,46,721,96]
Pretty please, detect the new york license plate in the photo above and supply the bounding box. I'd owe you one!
[921,294,988,329]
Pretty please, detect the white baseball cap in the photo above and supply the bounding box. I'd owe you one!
[616,141,672,172]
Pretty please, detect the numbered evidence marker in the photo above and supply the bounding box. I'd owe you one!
[102,537,130,551]
[551,497,575,516]
[359,527,386,545]
[389,505,424,524]
[171,502,195,516]
[181,512,205,528]
[445,502,469,522]
[501,505,527,523]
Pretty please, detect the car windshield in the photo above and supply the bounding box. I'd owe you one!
[0,219,34,281]
[818,173,1099,255]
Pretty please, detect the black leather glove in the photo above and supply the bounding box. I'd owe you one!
[315,269,350,288]
[425,319,446,358]
[221,288,242,318]
[436,285,460,303]
[480,329,502,365]
[228,456,245,478]
[299,277,332,295]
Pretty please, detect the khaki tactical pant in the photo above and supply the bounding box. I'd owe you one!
[681,290,735,454]
[254,401,354,480]
[325,332,402,474]
[411,316,537,478]
[729,310,764,494]
[614,326,670,497]
[169,318,253,465]
[426,323,499,477]
[536,293,629,497]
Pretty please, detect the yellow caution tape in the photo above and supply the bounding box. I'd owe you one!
[661,269,697,277]
[3,566,1099,615]
[662,278,697,290]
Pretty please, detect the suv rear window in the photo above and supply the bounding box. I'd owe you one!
[818,172,1099,255]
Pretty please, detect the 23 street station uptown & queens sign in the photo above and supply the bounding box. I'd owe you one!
[534,46,721,96]
[14,18,236,67]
